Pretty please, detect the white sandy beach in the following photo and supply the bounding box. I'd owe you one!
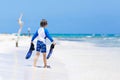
[0,34,120,80]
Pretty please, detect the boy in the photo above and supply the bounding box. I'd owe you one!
[31,19,55,68]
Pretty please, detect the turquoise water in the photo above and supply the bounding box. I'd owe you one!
[51,34,120,38]
[51,34,120,47]
[21,33,120,47]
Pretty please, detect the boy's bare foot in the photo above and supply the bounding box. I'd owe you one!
[33,65,36,67]
[44,65,51,68]
[43,65,47,68]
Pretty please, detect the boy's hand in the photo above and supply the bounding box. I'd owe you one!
[52,41,56,45]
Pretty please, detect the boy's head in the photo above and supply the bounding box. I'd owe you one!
[40,19,48,27]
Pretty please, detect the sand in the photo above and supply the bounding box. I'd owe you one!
[0,34,120,80]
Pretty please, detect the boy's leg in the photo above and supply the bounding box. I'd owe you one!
[33,52,40,67]
[43,53,47,68]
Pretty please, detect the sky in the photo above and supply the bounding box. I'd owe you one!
[0,0,120,34]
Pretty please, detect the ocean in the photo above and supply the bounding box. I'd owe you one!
[52,34,120,47]
[21,33,120,47]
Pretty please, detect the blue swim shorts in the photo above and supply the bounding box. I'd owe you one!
[36,40,46,53]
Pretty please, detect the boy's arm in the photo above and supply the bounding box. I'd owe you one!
[44,28,54,42]
[31,31,38,42]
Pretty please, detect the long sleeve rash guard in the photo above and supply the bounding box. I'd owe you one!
[31,27,54,43]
